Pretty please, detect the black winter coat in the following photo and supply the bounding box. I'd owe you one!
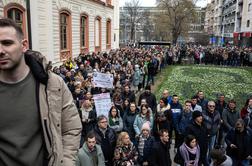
[93,125,117,166]
[225,128,252,160]
[151,141,172,166]
[121,91,136,103]
[185,121,208,162]
[78,108,97,136]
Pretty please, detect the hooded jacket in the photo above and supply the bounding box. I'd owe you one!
[24,50,82,166]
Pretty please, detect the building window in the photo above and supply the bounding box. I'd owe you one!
[80,14,89,53]
[249,3,252,12]
[247,20,250,27]
[106,19,111,49]
[7,8,23,27]
[60,13,68,50]
[4,3,26,38]
[59,10,72,60]
[95,16,101,52]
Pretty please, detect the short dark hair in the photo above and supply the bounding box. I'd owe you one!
[210,148,226,162]
[228,99,236,104]
[159,129,169,137]
[85,132,96,141]
[0,18,24,40]
[160,97,168,106]
[191,95,198,100]
[172,94,178,98]
[184,134,196,147]
[97,115,107,122]
[185,100,192,104]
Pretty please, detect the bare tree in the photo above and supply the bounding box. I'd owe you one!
[157,0,197,44]
[124,0,143,42]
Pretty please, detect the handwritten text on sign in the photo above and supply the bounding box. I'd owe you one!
[93,93,112,117]
[93,72,113,89]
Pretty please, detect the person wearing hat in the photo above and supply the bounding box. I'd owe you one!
[136,122,155,166]
[186,110,209,166]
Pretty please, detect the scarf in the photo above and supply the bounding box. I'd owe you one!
[157,104,170,113]
[247,107,252,114]
[179,143,200,166]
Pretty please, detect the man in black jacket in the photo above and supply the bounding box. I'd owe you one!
[151,129,172,166]
[138,85,157,114]
[186,111,209,166]
[225,119,252,166]
[93,115,116,166]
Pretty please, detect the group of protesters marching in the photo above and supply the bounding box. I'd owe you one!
[50,46,252,166]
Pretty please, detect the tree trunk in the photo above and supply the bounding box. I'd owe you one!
[130,26,134,41]
[172,33,178,45]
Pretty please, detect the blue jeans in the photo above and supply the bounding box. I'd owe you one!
[208,135,216,151]
[147,75,154,85]
[208,135,216,161]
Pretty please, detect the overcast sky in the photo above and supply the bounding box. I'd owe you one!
[119,0,209,8]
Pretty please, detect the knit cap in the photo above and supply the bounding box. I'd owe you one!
[141,122,151,131]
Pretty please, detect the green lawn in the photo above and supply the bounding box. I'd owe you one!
[154,65,252,110]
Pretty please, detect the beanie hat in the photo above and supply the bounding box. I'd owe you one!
[192,110,202,120]
[141,122,151,131]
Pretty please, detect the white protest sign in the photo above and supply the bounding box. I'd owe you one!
[93,93,112,117]
[93,72,113,89]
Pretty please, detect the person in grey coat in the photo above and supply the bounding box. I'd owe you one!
[221,100,240,147]
[76,132,105,166]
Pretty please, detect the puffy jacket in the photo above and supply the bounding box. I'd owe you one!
[76,143,105,166]
[24,50,82,166]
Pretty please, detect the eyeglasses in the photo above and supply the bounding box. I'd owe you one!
[208,105,215,108]
[99,121,108,123]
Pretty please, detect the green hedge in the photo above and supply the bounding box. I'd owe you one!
[155,65,252,110]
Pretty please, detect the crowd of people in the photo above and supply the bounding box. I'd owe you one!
[1,17,252,166]
[165,45,252,66]
[50,46,252,166]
